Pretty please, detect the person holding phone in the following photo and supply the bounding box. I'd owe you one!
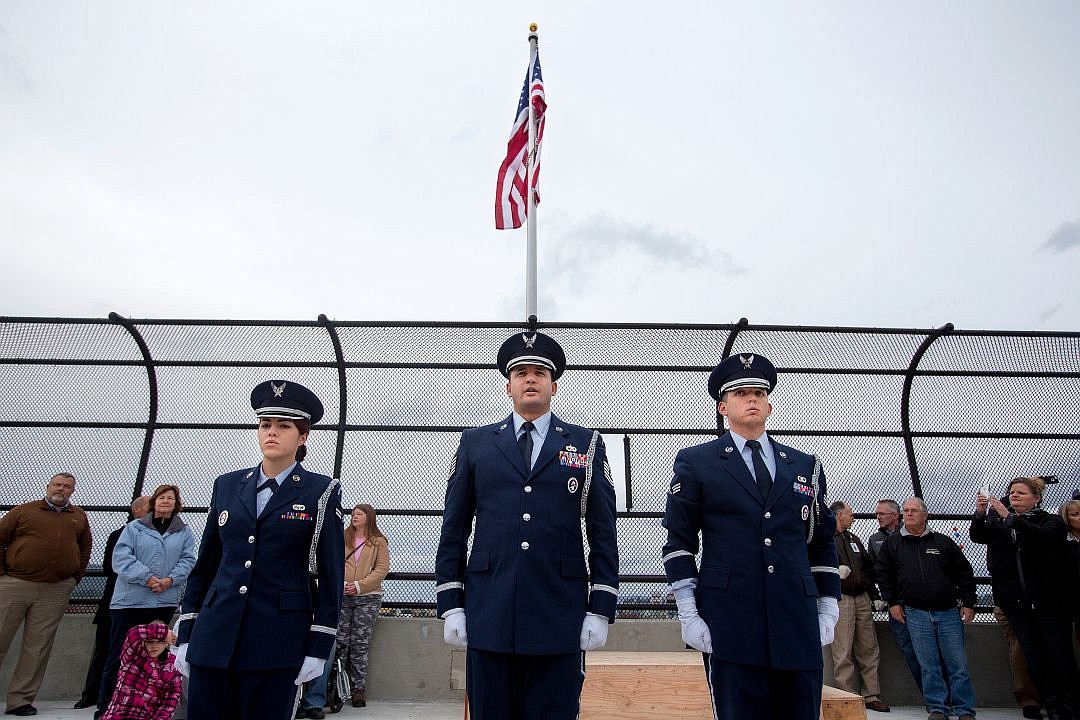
[971,477,1078,720]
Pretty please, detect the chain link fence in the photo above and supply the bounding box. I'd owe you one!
[2,315,1078,619]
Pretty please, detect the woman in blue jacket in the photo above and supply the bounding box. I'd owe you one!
[95,483,196,718]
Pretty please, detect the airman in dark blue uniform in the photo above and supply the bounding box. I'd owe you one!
[174,381,344,720]
[662,354,840,720]
[436,331,619,720]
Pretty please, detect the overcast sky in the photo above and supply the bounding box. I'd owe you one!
[2,1,1078,331]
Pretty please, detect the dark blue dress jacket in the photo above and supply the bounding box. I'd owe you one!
[662,433,840,671]
[436,413,619,655]
[177,463,344,670]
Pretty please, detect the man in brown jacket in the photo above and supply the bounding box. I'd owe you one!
[0,472,93,716]
[829,500,890,713]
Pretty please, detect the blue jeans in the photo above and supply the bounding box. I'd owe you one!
[300,640,336,710]
[887,614,923,688]
[903,607,976,717]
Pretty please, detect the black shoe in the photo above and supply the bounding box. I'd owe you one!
[308,709,325,719]
[1023,707,1043,720]
[6,707,37,717]
[294,708,309,719]
[73,699,96,710]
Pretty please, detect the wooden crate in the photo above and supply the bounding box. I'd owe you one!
[579,651,867,720]
[580,651,711,719]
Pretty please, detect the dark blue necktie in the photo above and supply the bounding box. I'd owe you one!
[257,476,279,494]
[518,421,534,471]
[746,439,772,499]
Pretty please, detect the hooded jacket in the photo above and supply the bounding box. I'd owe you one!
[110,514,196,609]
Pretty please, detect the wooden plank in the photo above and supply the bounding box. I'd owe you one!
[821,685,867,720]
[581,651,711,720]
[577,652,867,720]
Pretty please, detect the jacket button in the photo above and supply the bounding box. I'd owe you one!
[521,541,530,550]
[247,535,255,544]
[239,586,248,594]
[764,538,772,546]
[764,512,771,519]
[767,565,775,573]
[524,485,532,493]
[244,560,252,568]
[523,513,531,521]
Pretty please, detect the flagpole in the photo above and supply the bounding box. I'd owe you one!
[525,23,539,323]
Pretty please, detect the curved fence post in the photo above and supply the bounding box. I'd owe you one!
[715,318,749,435]
[901,322,954,499]
[318,314,348,480]
[108,312,157,502]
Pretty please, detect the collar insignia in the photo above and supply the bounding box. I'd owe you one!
[725,446,734,453]
[271,381,286,397]
[555,426,563,433]
[292,474,301,482]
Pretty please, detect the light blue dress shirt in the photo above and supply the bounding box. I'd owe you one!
[728,430,777,482]
[257,461,297,516]
[512,411,551,470]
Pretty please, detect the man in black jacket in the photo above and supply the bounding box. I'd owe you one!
[875,497,977,720]
[74,496,149,709]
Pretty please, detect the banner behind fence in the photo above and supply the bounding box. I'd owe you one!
[2,315,1078,616]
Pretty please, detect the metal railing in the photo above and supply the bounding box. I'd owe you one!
[2,315,1078,616]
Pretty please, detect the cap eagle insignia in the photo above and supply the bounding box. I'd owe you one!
[522,333,537,348]
[739,354,755,369]
[271,381,286,397]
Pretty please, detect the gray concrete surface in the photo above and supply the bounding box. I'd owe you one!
[10,700,1031,720]
[1,615,1023,708]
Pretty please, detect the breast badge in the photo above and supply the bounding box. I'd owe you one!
[801,505,810,521]
[218,510,229,526]
[559,450,588,469]
[567,478,579,494]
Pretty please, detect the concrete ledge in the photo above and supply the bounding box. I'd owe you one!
[1,617,1015,705]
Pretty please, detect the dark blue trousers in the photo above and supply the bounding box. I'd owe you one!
[465,648,585,720]
[704,655,822,720]
[187,665,301,720]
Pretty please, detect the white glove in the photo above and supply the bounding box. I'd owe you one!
[579,613,609,651]
[817,596,839,646]
[443,608,468,648]
[294,656,325,685]
[837,564,851,579]
[675,593,713,653]
[872,599,888,612]
[172,643,190,677]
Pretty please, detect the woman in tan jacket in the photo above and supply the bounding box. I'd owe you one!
[336,504,389,708]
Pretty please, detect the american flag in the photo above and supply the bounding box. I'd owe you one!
[495,50,545,230]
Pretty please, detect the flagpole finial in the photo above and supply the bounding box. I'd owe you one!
[529,22,538,32]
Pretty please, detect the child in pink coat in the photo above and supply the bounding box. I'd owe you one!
[100,621,182,720]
